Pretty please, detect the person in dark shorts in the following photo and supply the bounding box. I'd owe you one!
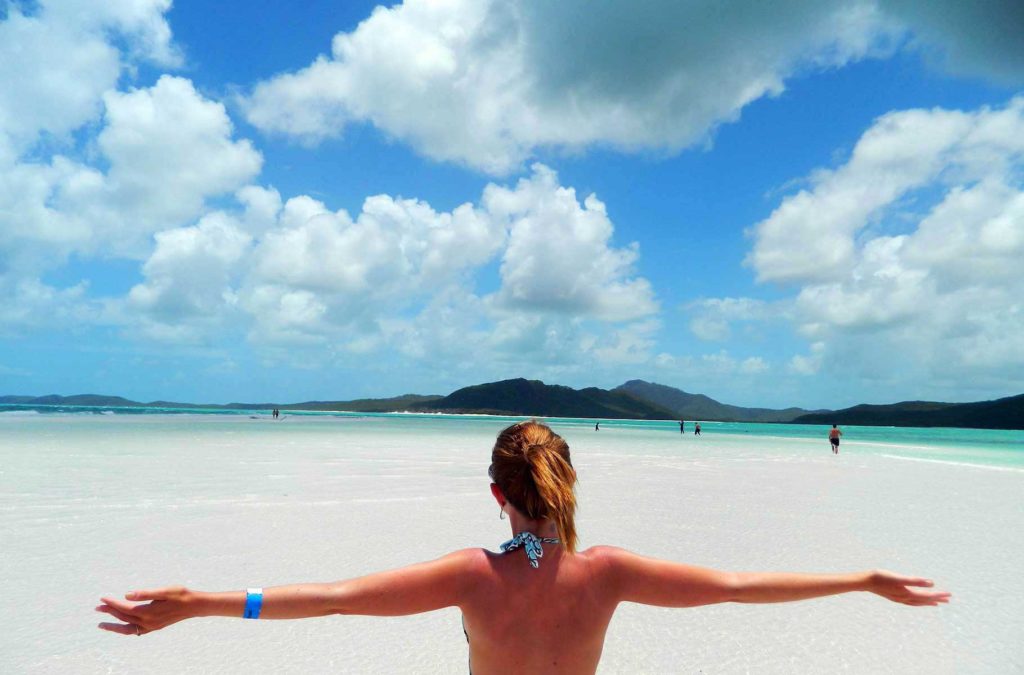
[694,422,701,436]
[679,420,685,434]
[829,424,842,454]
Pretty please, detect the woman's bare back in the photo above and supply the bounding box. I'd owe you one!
[460,546,618,675]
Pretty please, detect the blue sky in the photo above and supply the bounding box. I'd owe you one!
[1,0,1022,408]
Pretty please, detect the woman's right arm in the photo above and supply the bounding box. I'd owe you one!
[597,547,950,608]
[97,549,480,635]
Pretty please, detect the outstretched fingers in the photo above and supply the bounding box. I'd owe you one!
[901,576,935,588]
[100,596,143,614]
[871,571,951,606]
[95,604,137,624]
[97,621,146,636]
[97,595,150,635]
[96,587,192,636]
[906,587,952,605]
[890,587,951,606]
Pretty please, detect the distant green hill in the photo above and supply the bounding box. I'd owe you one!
[0,394,140,407]
[279,394,443,412]
[793,393,1024,430]
[4,386,1021,429]
[0,395,39,404]
[410,378,675,419]
[614,380,818,422]
[0,393,441,413]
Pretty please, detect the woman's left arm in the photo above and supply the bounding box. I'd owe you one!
[597,547,950,609]
[97,549,477,635]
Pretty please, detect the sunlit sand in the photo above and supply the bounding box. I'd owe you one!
[1,414,1020,673]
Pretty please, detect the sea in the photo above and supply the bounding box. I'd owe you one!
[2,403,1021,470]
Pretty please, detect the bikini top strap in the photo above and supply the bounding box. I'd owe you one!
[499,531,560,569]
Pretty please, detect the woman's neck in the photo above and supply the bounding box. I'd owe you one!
[507,514,559,539]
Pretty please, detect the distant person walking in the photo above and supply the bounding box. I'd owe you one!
[829,424,842,454]
[694,422,701,436]
[595,422,600,431]
[679,420,685,434]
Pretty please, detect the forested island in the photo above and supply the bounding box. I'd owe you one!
[3,379,1021,429]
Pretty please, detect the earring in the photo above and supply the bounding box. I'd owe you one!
[499,504,506,520]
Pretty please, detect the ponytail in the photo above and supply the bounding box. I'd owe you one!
[525,444,578,552]
[490,422,579,553]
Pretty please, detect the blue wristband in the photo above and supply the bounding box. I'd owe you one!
[244,587,263,619]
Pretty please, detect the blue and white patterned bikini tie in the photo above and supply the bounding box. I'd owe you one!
[500,532,560,568]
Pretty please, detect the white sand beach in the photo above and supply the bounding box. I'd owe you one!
[1,414,1021,673]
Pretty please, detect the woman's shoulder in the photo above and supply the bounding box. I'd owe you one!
[444,547,493,565]
[578,545,633,561]
[443,547,503,576]
[574,545,640,575]
[576,546,672,580]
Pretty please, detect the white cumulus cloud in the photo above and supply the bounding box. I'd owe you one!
[242,0,894,173]
[88,76,263,252]
[486,165,657,321]
[748,98,1024,392]
[0,74,262,328]
[0,1,221,334]
[241,0,1024,174]
[0,0,178,153]
[121,165,657,363]
[240,190,506,344]
[126,212,253,342]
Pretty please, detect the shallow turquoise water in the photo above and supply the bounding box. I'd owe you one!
[3,403,1021,469]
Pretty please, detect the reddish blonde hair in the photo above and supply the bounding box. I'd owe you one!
[489,421,578,553]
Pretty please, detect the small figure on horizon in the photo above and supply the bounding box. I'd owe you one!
[694,422,701,436]
[595,422,600,431]
[829,424,842,454]
[679,420,685,434]
[272,408,279,419]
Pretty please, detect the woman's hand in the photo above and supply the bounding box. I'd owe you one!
[867,570,951,606]
[96,586,198,636]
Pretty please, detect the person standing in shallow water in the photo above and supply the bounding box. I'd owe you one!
[694,422,701,436]
[830,424,842,454]
[97,421,949,674]
[680,420,685,434]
